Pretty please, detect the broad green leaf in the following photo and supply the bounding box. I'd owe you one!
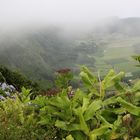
[46,94,73,120]
[71,89,86,108]
[44,105,58,113]
[48,96,70,109]
[21,87,31,97]
[90,125,111,136]
[77,108,89,135]
[38,116,51,125]
[84,100,102,121]
[81,66,97,83]
[33,96,47,108]
[100,83,105,99]
[89,134,97,140]
[103,69,116,83]
[66,135,74,140]
[102,70,125,89]
[103,96,118,106]
[96,114,112,127]
[102,69,116,89]
[135,92,140,99]
[103,91,132,107]
[132,81,140,92]
[117,97,140,116]
[113,115,122,129]
[80,67,125,99]
[114,82,126,93]
[55,120,69,130]
[89,88,100,97]
[110,107,126,114]
[80,71,93,86]
[20,87,31,103]
[55,120,81,131]
[71,131,87,140]
[81,97,90,113]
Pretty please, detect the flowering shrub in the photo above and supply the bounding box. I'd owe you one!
[0,66,140,139]
[0,87,55,140]
[34,66,140,140]
[0,66,40,92]
[0,82,16,100]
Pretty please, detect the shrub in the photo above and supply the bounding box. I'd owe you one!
[0,66,140,139]
[0,66,40,92]
[0,88,55,140]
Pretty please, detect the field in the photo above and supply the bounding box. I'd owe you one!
[94,38,140,76]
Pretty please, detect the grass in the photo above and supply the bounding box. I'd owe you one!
[94,44,140,76]
[102,46,134,59]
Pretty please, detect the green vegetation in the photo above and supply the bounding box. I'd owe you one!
[95,46,140,78]
[0,28,99,83]
[132,55,140,66]
[0,66,140,139]
[0,18,140,87]
[0,66,40,93]
[0,17,140,139]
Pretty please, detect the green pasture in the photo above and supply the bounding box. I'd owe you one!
[95,44,140,76]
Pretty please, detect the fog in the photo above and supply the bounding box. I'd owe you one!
[0,0,140,30]
[0,0,140,82]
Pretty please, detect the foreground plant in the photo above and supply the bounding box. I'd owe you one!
[0,88,54,140]
[33,66,140,140]
[0,66,140,140]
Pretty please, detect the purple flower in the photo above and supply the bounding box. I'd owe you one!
[1,83,7,90]
[0,95,5,100]
[9,85,16,92]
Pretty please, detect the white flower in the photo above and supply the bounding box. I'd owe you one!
[0,95,5,100]
[9,85,16,92]
[1,83,7,90]
[5,91,10,96]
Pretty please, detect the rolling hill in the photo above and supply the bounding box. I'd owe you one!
[0,17,139,84]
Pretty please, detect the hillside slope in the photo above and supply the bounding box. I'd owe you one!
[0,17,140,81]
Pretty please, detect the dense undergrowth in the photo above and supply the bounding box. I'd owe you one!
[0,65,140,140]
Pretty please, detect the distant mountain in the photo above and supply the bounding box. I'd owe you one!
[0,27,99,81]
[0,17,140,81]
[93,17,140,38]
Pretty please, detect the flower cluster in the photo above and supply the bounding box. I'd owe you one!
[0,82,16,100]
[56,68,71,75]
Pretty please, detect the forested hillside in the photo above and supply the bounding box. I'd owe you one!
[0,17,140,84]
[0,27,100,81]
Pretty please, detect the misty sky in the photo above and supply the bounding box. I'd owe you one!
[0,0,140,28]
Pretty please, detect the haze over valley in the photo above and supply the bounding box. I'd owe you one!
[0,0,140,87]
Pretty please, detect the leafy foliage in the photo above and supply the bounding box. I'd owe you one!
[0,66,140,139]
[0,66,40,92]
[34,66,140,139]
[132,55,140,66]
[55,68,73,89]
[0,90,50,140]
